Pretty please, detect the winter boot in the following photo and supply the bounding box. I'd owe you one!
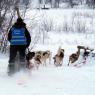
[20,61,27,70]
[7,64,15,76]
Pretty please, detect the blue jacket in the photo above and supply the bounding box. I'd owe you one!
[8,22,31,47]
[10,27,27,45]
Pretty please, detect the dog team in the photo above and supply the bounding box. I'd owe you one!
[26,45,94,69]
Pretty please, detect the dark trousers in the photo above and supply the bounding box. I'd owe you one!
[9,45,26,65]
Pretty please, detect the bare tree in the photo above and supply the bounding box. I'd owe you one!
[86,0,95,8]
[50,0,53,8]
[0,0,20,53]
[54,0,61,8]
[69,0,73,8]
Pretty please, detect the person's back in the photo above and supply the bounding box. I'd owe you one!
[8,18,31,75]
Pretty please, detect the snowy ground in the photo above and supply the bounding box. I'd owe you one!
[0,9,95,95]
[0,56,95,95]
[0,32,95,95]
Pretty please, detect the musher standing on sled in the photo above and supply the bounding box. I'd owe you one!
[8,18,31,75]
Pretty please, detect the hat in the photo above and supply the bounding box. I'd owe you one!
[17,18,23,23]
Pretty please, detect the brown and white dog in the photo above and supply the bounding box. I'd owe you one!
[26,50,51,69]
[26,51,35,69]
[53,47,64,66]
[35,50,51,66]
[68,47,80,66]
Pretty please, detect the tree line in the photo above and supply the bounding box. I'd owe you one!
[36,0,95,8]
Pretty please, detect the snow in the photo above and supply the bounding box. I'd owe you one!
[0,9,95,95]
[0,56,95,95]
